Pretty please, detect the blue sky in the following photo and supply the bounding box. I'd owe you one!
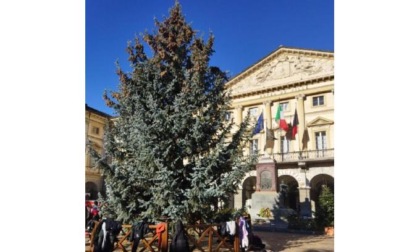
[86,0,334,115]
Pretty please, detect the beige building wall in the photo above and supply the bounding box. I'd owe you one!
[85,104,111,200]
[226,46,334,215]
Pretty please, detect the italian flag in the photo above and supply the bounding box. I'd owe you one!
[275,103,289,131]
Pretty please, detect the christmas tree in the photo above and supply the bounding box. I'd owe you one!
[90,2,256,223]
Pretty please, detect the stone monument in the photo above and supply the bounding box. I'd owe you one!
[249,157,278,221]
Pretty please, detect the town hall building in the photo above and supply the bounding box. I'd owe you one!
[226,46,334,219]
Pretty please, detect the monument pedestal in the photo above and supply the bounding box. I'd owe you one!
[249,157,278,221]
[249,191,278,221]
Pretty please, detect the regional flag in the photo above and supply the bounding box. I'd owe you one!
[265,126,277,149]
[275,103,289,131]
[252,113,264,135]
[292,109,299,138]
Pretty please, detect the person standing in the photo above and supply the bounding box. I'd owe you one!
[170,220,190,252]
[91,201,100,221]
[86,202,91,227]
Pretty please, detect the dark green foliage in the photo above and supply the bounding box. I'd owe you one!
[286,213,316,231]
[315,185,334,229]
[212,206,248,223]
[90,3,256,224]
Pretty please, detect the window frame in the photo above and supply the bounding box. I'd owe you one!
[315,131,327,150]
[250,139,259,155]
[224,111,233,122]
[279,102,289,112]
[312,95,325,107]
[249,107,259,118]
[91,126,100,135]
[280,136,289,154]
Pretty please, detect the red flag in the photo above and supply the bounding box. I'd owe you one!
[292,109,299,138]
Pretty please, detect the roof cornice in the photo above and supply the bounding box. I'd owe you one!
[85,104,112,118]
[230,75,334,100]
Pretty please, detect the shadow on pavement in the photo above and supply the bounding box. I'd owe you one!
[252,230,334,252]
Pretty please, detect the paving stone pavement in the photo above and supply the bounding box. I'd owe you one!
[250,230,334,252]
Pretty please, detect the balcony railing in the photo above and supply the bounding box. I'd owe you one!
[273,148,334,162]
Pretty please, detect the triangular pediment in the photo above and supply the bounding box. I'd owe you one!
[307,117,334,127]
[226,47,334,97]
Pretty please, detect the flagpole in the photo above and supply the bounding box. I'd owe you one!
[264,118,267,157]
[295,102,300,153]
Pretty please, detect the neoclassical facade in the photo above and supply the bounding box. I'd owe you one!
[85,46,334,218]
[85,104,111,200]
[226,46,334,218]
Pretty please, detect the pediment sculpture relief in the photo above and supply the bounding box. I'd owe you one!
[231,53,334,94]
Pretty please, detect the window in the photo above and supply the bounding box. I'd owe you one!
[312,96,324,106]
[315,131,327,150]
[224,111,233,121]
[280,136,289,153]
[315,131,327,157]
[250,139,259,155]
[279,102,289,111]
[249,107,259,117]
[91,126,100,135]
[279,136,290,161]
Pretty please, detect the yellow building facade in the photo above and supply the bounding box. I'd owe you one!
[85,104,111,200]
[226,46,334,218]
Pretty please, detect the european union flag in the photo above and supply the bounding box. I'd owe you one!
[252,113,264,135]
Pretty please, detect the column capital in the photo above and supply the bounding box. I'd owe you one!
[295,94,306,100]
[235,105,243,110]
[263,100,272,106]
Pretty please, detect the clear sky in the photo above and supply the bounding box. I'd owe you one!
[86,0,334,115]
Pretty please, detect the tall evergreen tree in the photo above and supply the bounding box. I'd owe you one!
[91,2,256,224]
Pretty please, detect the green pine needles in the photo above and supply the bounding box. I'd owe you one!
[92,2,256,224]
[315,185,334,228]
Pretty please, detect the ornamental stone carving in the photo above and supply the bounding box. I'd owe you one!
[260,171,272,190]
[229,50,334,96]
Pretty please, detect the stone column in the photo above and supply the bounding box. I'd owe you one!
[234,105,243,130]
[298,186,312,217]
[264,100,272,129]
[295,94,306,151]
[297,163,311,217]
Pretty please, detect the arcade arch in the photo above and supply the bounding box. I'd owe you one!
[309,174,334,203]
[86,181,99,200]
[277,175,299,211]
[242,176,256,207]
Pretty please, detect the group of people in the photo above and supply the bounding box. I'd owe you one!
[86,200,101,228]
[86,210,188,252]
[84,201,263,252]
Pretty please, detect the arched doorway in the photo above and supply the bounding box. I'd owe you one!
[310,174,334,204]
[242,176,256,208]
[86,182,99,200]
[277,175,299,211]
